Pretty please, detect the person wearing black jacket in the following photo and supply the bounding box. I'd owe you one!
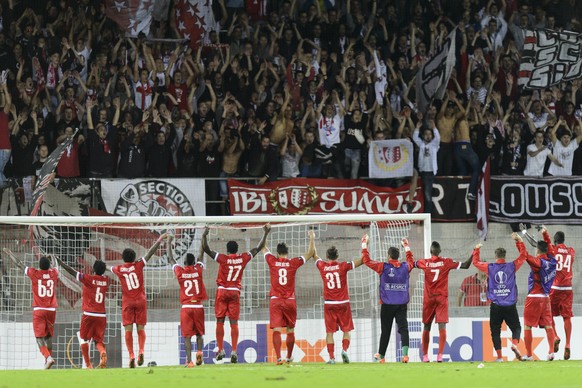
[246,135,279,184]
[197,131,221,215]
[146,109,176,177]
[176,132,197,177]
[117,123,152,178]
[85,98,119,178]
[10,110,38,177]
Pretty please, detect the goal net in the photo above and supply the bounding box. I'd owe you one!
[0,214,430,369]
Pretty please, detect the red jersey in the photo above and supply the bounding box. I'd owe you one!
[543,231,575,289]
[415,256,461,297]
[112,258,146,303]
[77,272,109,314]
[265,252,305,299]
[173,263,208,305]
[25,267,59,310]
[167,82,189,111]
[214,252,253,291]
[316,259,354,303]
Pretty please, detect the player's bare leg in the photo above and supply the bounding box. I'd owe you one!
[230,318,239,363]
[124,325,135,368]
[184,337,194,367]
[325,333,335,364]
[341,331,351,363]
[137,324,146,366]
[422,323,431,362]
[285,328,295,363]
[437,323,446,362]
[196,335,204,365]
[215,318,226,361]
[96,342,107,368]
[545,325,555,361]
[272,328,284,364]
[564,317,572,360]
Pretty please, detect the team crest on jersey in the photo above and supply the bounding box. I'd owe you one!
[268,185,318,215]
[114,180,196,262]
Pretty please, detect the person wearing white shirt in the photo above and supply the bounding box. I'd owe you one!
[548,122,582,176]
[412,117,440,214]
[524,130,561,176]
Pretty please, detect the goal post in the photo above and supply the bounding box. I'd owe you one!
[0,214,431,369]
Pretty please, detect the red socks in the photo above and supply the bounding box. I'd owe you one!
[564,318,572,347]
[125,331,134,356]
[231,324,239,352]
[525,330,533,357]
[342,339,350,351]
[438,329,447,354]
[272,331,282,359]
[137,330,146,354]
[422,330,430,356]
[39,345,50,359]
[96,342,106,355]
[545,327,555,353]
[286,333,295,359]
[81,343,91,367]
[216,322,225,351]
[327,343,335,360]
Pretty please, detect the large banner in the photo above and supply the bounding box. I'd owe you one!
[229,178,420,215]
[489,176,582,224]
[101,178,206,218]
[368,139,414,179]
[431,177,476,222]
[518,29,582,89]
[416,28,457,112]
[105,0,154,37]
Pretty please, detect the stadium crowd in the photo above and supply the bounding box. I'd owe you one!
[0,0,582,208]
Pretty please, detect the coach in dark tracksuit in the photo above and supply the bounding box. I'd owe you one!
[472,233,528,362]
[361,235,412,363]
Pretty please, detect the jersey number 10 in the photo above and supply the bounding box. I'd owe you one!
[122,272,140,290]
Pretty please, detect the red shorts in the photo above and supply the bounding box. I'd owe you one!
[550,289,574,318]
[122,300,147,326]
[32,309,56,338]
[215,289,240,320]
[269,298,297,329]
[524,296,552,327]
[323,303,354,333]
[80,314,106,343]
[180,306,205,337]
[423,295,449,324]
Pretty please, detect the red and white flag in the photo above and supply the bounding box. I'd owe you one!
[175,0,219,48]
[477,158,491,240]
[105,0,155,37]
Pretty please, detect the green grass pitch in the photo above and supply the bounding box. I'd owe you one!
[2,361,581,388]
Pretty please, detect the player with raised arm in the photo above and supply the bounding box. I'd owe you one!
[201,224,271,364]
[541,226,575,360]
[111,233,168,368]
[515,229,557,361]
[55,256,109,369]
[472,234,527,362]
[4,249,58,369]
[415,241,472,362]
[263,230,316,364]
[166,235,208,367]
[315,239,364,364]
[361,236,414,363]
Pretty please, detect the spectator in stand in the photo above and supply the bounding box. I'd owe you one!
[523,130,561,177]
[279,133,302,178]
[55,126,83,178]
[0,77,11,187]
[10,110,38,178]
[412,114,440,215]
[547,119,582,177]
[147,109,176,178]
[85,98,119,178]
[117,120,151,179]
[247,135,279,184]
